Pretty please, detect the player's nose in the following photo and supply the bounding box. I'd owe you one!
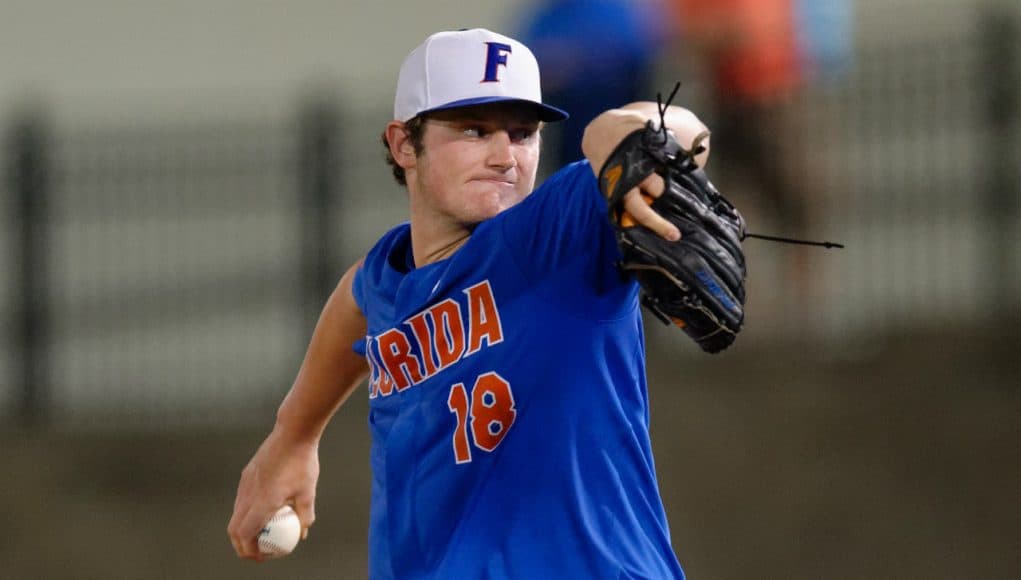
[485,130,516,170]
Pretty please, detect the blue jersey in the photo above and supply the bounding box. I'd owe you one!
[352,161,684,579]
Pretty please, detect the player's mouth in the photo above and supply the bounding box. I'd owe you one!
[469,177,518,195]
[471,174,516,185]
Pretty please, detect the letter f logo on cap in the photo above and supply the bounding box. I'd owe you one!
[393,29,567,122]
[482,42,512,83]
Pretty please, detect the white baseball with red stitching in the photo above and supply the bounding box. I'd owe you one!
[258,505,301,558]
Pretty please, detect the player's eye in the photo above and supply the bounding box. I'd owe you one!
[509,127,537,143]
[462,126,484,138]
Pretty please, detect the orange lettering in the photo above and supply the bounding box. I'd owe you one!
[377,364,396,397]
[376,328,423,392]
[469,372,516,453]
[465,281,503,355]
[366,338,380,399]
[447,383,472,464]
[430,299,466,370]
[406,310,438,378]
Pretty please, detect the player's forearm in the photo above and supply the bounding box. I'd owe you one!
[274,262,369,443]
[274,353,368,444]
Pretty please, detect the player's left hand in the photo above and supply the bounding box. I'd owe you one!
[583,101,710,244]
[618,172,681,242]
[593,106,747,353]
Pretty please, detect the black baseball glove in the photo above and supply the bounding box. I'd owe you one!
[598,122,747,353]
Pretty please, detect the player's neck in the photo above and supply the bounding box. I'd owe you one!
[408,217,472,268]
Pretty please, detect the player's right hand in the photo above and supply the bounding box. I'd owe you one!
[227,427,320,561]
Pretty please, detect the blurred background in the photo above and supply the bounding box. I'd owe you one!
[1,0,1018,578]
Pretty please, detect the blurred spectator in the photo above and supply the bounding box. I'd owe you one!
[519,0,666,168]
[795,0,855,84]
[669,0,817,318]
[669,0,805,228]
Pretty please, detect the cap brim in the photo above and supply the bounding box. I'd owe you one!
[419,96,569,122]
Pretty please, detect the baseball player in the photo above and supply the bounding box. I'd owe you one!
[229,28,747,579]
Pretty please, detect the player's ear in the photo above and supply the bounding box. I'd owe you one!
[385,121,417,170]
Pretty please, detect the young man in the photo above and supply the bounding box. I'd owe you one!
[228,28,711,579]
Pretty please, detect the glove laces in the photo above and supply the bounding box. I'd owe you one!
[656,82,845,251]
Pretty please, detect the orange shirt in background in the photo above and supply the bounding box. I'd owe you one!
[673,0,803,103]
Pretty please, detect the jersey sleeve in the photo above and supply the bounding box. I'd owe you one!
[351,265,368,356]
[497,160,635,314]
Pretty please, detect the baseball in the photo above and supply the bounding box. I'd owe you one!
[258,505,302,558]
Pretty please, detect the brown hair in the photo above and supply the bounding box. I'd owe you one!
[381,115,427,187]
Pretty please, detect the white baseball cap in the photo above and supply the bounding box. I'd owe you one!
[393,28,569,123]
